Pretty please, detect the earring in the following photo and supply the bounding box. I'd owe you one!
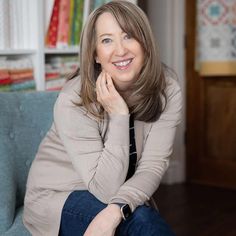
[95,57,100,63]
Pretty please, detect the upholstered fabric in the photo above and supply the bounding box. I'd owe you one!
[0,92,58,235]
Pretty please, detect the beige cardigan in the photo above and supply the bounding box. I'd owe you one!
[23,76,182,236]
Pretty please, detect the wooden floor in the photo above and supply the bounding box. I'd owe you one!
[153,183,236,236]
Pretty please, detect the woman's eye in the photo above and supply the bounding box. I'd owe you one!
[124,34,132,40]
[101,38,112,44]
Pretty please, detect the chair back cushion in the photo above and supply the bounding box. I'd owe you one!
[0,91,58,232]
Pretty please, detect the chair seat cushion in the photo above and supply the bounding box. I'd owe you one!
[2,207,31,236]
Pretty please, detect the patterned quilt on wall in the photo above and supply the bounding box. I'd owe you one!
[196,0,236,76]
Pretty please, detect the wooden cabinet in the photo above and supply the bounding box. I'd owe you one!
[185,0,236,189]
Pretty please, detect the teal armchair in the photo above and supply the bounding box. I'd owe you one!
[0,92,58,235]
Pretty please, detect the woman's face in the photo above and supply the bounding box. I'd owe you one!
[95,12,144,91]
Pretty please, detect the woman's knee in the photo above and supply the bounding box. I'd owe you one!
[132,205,159,223]
[62,190,106,215]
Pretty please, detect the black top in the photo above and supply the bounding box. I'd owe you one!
[125,114,137,181]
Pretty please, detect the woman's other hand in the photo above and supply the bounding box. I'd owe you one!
[83,204,122,236]
[96,71,129,115]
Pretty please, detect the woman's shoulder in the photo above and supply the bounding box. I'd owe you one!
[161,69,182,112]
[164,71,181,98]
[59,76,82,102]
[162,72,182,118]
[61,76,81,94]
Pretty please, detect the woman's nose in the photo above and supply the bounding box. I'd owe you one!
[115,40,127,56]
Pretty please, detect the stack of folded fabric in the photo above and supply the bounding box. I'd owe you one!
[0,58,11,91]
[0,57,36,92]
[45,56,78,91]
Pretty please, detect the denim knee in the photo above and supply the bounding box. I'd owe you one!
[132,205,160,224]
[62,190,106,215]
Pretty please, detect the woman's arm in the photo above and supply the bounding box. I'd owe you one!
[54,92,130,202]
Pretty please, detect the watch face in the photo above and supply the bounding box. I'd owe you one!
[122,204,131,219]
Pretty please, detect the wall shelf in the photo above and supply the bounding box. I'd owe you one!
[44,47,79,55]
[0,49,36,55]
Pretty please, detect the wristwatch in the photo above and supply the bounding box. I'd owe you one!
[114,203,132,220]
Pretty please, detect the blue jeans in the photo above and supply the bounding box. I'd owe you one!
[59,190,175,236]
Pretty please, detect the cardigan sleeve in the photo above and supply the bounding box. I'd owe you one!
[108,78,183,211]
[53,91,130,203]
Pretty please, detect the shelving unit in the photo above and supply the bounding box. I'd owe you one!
[0,0,137,91]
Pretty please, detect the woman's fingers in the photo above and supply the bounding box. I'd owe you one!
[95,71,129,114]
[105,74,118,95]
[96,71,111,101]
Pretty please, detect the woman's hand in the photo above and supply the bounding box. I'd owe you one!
[84,204,122,236]
[96,71,129,115]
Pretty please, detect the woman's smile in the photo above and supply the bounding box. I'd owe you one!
[112,58,133,70]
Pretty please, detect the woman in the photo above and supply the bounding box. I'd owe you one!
[23,1,182,236]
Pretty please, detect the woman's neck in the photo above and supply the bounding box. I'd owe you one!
[113,82,136,105]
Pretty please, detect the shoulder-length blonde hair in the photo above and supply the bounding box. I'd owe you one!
[70,0,167,122]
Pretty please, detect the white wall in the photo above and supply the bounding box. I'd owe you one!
[147,0,186,183]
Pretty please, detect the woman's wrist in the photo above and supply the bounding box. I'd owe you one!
[106,204,122,224]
